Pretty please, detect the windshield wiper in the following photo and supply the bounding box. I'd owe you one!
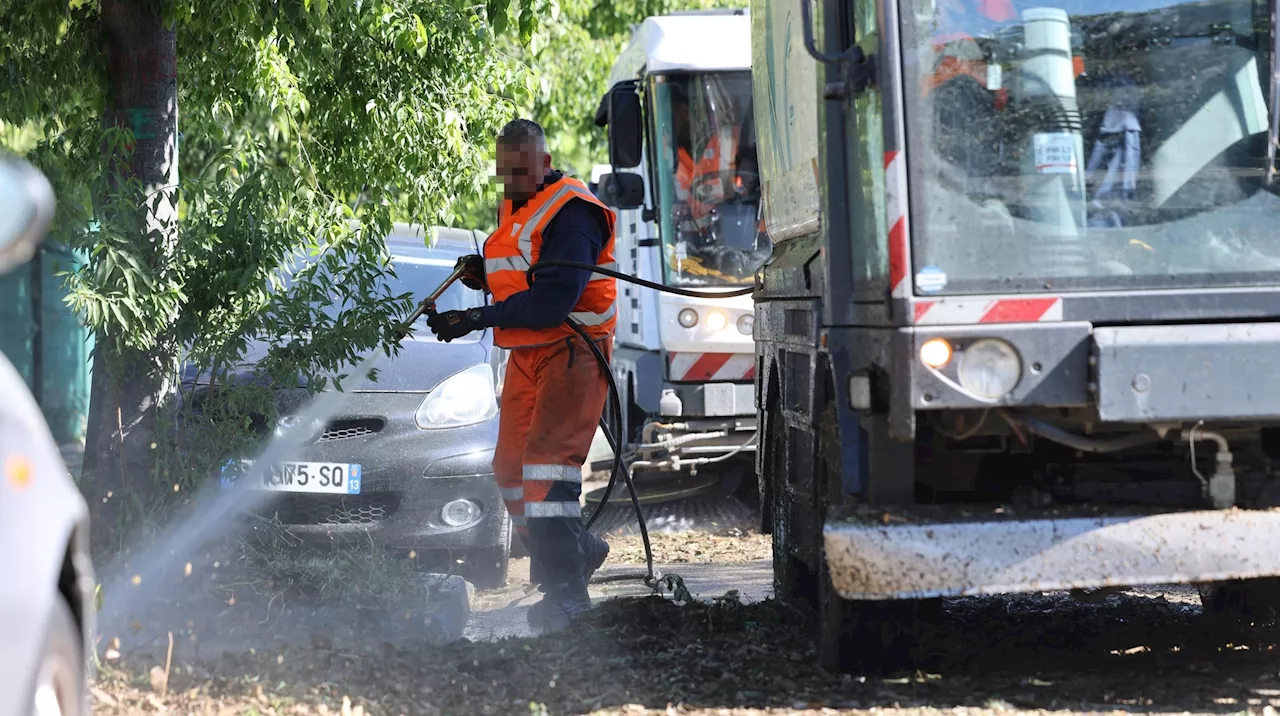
[1269,0,1279,184]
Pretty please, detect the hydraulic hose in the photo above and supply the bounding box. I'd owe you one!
[526,259,757,591]
[566,318,657,587]
[528,260,755,298]
[1011,413,1160,454]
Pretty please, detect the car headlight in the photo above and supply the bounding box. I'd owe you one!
[415,364,498,429]
[956,339,1022,399]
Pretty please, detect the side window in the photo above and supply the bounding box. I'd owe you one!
[850,0,890,296]
[751,0,822,242]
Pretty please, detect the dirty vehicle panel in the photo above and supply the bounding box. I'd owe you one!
[748,0,1280,648]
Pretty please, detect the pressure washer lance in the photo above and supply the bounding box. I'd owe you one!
[393,254,486,338]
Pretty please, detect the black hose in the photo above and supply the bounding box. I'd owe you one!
[565,318,658,588]
[528,260,755,298]
[525,257,758,589]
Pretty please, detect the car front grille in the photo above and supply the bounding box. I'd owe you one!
[318,418,385,442]
[264,494,401,526]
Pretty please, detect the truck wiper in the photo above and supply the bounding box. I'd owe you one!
[1268,0,1279,184]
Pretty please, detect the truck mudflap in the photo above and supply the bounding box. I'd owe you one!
[823,508,1280,600]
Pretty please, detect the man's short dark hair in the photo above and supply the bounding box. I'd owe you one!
[499,118,545,147]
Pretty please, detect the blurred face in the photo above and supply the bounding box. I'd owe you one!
[496,139,551,204]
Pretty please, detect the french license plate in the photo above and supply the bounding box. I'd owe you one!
[220,460,362,495]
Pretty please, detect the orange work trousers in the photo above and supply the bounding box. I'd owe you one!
[493,335,611,586]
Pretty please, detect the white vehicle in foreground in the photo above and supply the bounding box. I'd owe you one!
[0,154,94,716]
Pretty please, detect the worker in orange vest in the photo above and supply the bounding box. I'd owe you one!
[670,86,741,232]
[427,119,617,632]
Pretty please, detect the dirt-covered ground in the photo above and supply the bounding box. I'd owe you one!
[92,524,1280,716]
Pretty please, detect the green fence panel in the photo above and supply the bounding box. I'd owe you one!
[0,242,93,444]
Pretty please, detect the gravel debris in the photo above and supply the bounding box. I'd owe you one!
[93,546,1280,716]
[607,530,772,565]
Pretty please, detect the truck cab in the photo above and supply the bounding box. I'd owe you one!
[751,0,1280,670]
[593,9,766,499]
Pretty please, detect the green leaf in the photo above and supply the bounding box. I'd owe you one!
[415,14,429,47]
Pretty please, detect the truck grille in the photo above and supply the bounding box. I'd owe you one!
[266,494,401,526]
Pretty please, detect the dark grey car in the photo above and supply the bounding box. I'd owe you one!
[204,226,512,587]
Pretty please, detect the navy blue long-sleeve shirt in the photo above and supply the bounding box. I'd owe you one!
[479,172,609,331]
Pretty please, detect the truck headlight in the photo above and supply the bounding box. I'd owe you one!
[956,339,1022,399]
[415,364,498,429]
[706,311,728,332]
[737,314,754,336]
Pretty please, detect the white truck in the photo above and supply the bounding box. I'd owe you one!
[591,9,767,503]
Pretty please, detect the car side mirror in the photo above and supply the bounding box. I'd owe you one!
[0,154,54,277]
[598,173,645,210]
[606,84,643,170]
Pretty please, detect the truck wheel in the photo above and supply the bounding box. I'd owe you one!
[767,402,816,604]
[820,595,932,674]
[818,567,939,675]
[31,596,85,716]
[812,396,940,674]
[1199,578,1280,627]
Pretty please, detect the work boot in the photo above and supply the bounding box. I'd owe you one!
[532,532,610,593]
[527,578,593,633]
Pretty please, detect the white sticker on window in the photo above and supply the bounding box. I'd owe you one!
[986,64,1002,91]
[1033,133,1078,175]
[915,265,948,294]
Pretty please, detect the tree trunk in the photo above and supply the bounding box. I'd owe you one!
[84,0,178,545]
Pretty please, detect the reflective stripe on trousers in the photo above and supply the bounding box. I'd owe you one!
[526,501,583,519]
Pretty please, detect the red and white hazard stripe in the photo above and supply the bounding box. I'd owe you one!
[885,150,910,299]
[668,353,756,382]
[914,297,1063,325]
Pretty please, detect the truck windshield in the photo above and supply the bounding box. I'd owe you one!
[649,71,771,287]
[901,0,1280,295]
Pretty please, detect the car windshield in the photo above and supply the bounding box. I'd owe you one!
[284,249,485,341]
[901,0,1280,295]
[649,71,772,287]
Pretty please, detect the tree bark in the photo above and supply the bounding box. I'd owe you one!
[84,0,178,543]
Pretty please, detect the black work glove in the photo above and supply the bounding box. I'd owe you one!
[457,254,487,292]
[427,307,485,342]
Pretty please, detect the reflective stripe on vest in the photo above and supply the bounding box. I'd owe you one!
[485,256,618,283]
[483,176,618,348]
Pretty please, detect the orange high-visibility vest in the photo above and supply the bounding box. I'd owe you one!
[484,175,618,349]
[676,126,739,227]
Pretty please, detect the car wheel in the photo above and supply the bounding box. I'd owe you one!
[468,512,512,590]
[31,597,85,716]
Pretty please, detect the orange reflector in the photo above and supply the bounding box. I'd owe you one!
[920,338,953,369]
[5,454,31,490]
